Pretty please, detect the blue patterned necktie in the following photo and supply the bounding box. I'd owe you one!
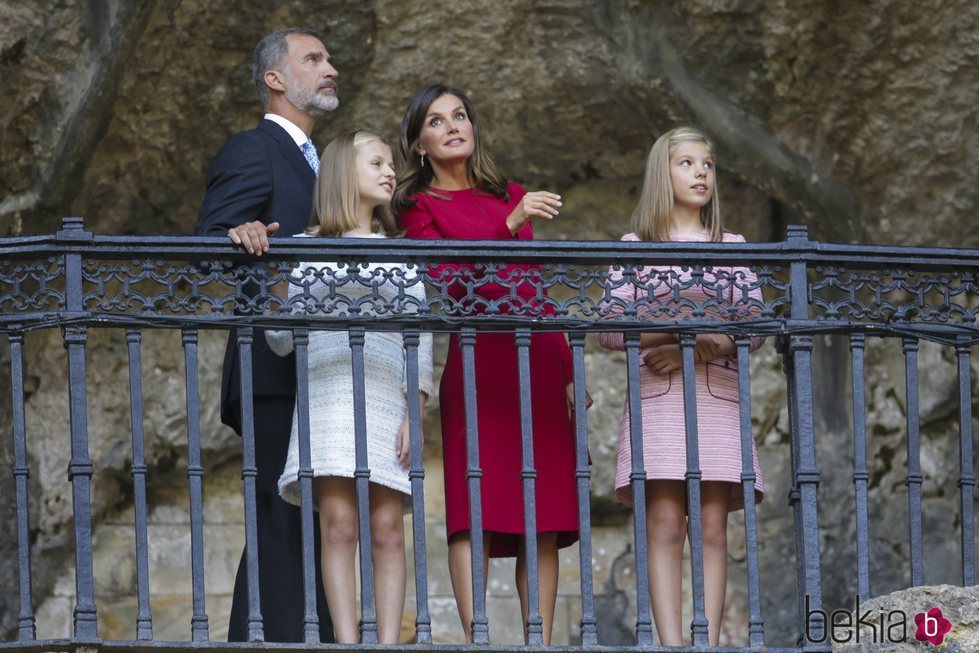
[301,140,320,175]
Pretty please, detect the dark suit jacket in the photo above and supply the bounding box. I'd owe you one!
[194,119,315,433]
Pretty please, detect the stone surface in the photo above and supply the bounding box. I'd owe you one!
[833,584,979,652]
[2,0,979,646]
[3,0,978,247]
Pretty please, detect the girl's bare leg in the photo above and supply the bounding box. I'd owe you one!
[700,481,731,647]
[515,531,559,645]
[316,477,359,643]
[646,480,687,646]
[368,484,407,644]
[447,531,492,643]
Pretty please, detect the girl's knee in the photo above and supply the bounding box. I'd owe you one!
[648,513,686,545]
[371,512,405,552]
[699,514,728,550]
[319,500,358,547]
[322,513,358,548]
[699,483,731,549]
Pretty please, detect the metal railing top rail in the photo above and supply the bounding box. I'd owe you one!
[1,220,979,269]
[0,220,977,343]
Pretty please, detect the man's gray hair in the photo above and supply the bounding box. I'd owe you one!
[252,28,323,107]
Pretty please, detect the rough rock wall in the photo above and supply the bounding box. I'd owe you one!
[1,0,974,245]
[2,0,978,645]
[4,0,976,246]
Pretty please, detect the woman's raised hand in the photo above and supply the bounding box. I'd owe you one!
[505,191,562,234]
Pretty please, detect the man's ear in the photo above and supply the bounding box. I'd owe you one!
[264,69,286,93]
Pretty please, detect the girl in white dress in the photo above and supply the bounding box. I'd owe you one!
[266,131,434,643]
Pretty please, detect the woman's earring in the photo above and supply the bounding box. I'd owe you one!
[420,153,425,168]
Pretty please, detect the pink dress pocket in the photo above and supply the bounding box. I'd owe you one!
[705,359,739,403]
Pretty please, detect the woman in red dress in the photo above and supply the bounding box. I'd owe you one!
[394,83,580,644]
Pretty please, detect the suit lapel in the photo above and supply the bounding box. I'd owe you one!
[258,119,316,194]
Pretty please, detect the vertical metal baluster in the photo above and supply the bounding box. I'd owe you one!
[349,327,378,643]
[293,330,320,642]
[786,226,824,649]
[60,216,98,641]
[126,329,153,640]
[9,332,36,641]
[461,328,489,644]
[956,338,976,586]
[182,329,209,641]
[569,333,598,646]
[849,334,871,599]
[236,328,264,641]
[515,329,543,644]
[624,332,653,646]
[736,338,765,647]
[679,333,708,647]
[779,338,807,640]
[65,324,98,640]
[404,329,432,644]
[789,335,824,650]
[902,337,924,586]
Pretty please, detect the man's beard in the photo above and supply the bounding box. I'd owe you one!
[284,78,339,117]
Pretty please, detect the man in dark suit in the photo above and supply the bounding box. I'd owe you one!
[194,28,338,643]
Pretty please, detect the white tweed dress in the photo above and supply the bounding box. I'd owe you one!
[266,233,434,505]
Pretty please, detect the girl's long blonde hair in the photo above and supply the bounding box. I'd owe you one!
[631,126,722,242]
[308,130,401,237]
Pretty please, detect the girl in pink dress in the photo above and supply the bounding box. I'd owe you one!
[394,83,581,645]
[598,127,765,647]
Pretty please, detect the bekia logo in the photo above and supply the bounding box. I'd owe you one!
[805,596,956,647]
[913,607,952,647]
[805,595,907,644]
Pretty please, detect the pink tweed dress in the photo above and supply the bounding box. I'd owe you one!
[598,231,765,511]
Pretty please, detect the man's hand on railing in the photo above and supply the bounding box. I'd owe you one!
[227,219,280,256]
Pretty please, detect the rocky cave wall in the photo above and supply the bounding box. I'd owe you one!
[1,0,978,645]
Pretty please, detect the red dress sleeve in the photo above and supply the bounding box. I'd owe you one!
[401,197,443,239]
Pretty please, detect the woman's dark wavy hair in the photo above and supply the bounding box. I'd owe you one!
[393,83,509,215]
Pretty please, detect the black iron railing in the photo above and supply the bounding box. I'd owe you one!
[0,217,976,652]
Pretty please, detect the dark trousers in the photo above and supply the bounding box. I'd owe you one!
[227,397,334,643]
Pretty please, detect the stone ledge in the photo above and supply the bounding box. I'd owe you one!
[832,584,979,652]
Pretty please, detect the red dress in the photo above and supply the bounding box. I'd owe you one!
[401,182,580,557]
